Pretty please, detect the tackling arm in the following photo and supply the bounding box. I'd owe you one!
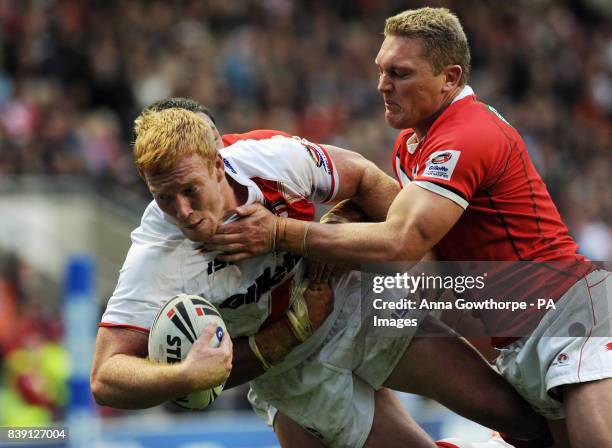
[288,183,464,263]
[209,182,463,265]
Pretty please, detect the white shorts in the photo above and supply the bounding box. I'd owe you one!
[495,270,611,419]
[248,272,419,448]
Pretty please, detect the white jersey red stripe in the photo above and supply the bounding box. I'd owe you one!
[100,135,339,337]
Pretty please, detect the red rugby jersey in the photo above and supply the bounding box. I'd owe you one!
[391,88,590,346]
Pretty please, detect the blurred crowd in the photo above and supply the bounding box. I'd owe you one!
[0,250,67,425]
[1,0,610,258]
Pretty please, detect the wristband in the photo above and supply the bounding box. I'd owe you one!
[286,278,313,342]
[248,335,272,370]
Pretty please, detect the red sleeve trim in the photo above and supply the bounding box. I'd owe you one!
[98,322,150,334]
[318,144,336,203]
[222,130,291,146]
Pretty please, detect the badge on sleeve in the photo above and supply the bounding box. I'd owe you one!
[421,150,461,181]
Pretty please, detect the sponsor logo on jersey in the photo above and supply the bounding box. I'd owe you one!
[421,150,461,181]
[306,145,323,167]
[300,139,331,175]
[218,252,301,310]
[553,352,569,366]
[223,158,237,174]
[207,258,234,276]
[431,152,453,164]
[606,342,612,351]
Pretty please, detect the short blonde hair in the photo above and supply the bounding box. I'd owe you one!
[133,108,216,177]
[385,7,470,85]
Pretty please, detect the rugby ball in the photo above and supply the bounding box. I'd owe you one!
[148,293,227,410]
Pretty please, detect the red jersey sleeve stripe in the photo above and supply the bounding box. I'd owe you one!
[98,322,150,334]
[318,144,336,203]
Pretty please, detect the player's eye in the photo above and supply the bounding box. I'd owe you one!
[155,193,171,202]
[392,70,409,79]
[184,186,198,196]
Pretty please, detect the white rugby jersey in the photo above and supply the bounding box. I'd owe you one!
[100,136,340,337]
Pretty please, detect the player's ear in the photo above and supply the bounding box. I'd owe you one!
[214,154,225,182]
[442,65,462,92]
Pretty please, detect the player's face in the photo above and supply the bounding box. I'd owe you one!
[375,35,448,136]
[146,153,227,242]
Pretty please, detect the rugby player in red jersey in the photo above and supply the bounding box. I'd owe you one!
[208,8,611,448]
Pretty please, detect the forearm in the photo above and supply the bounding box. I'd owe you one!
[225,337,264,388]
[278,219,428,265]
[351,163,399,222]
[226,316,303,388]
[92,354,196,409]
[227,279,334,387]
[321,200,367,224]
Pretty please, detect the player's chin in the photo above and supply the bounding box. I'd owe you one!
[183,225,216,242]
[384,110,409,130]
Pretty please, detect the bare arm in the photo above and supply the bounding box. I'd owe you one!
[290,183,464,263]
[208,183,463,265]
[323,145,400,222]
[90,324,232,409]
[204,145,402,261]
[91,283,334,408]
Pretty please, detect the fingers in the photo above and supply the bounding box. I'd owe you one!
[216,222,241,235]
[216,252,251,263]
[234,204,254,216]
[198,324,218,346]
[206,233,238,244]
[202,242,244,253]
[307,261,336,285]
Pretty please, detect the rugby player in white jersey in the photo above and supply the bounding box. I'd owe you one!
[91,104,548,447]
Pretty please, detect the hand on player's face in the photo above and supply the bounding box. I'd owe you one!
[202,203,278,262]
[181,324,233,391]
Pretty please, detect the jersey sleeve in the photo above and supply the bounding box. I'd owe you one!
[99,204,186,332]
[412,130,503,209]
[224,136,339,204]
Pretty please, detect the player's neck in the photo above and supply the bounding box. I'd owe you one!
[414,86,463,139]
[223,174,248,211]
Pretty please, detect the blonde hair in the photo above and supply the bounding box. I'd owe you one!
[385,7,470,85]
[133,108,216,177]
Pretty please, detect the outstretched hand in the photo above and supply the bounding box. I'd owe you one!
[203,203,278,262]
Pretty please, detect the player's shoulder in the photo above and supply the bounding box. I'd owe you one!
[221,129,291,146]
[132,200,184,245]
[426,97,515,156]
